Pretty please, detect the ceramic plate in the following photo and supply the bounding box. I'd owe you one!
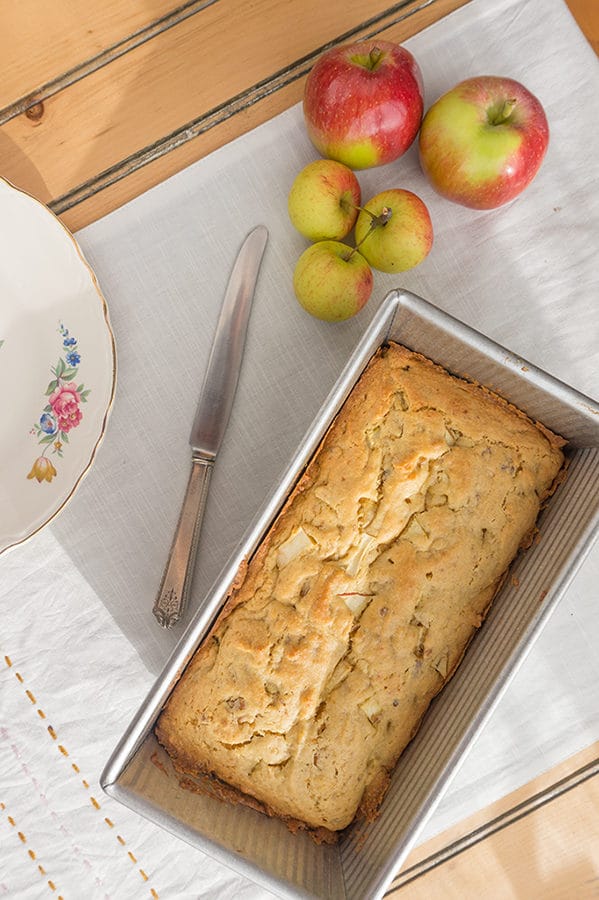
[0,177,116,554]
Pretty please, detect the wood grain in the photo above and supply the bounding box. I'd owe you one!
[565,0,599,54]
[57,0,473,232]
[0,0,470,230]
[0,0,191,112]
[389,742,599,898]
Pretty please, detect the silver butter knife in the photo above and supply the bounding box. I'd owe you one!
[152,225,268,628]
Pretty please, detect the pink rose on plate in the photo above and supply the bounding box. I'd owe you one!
[49,382,83,432]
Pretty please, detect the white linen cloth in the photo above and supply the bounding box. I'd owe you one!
[2,0,598,896]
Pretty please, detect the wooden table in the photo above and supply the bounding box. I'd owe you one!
[1,1,597,896]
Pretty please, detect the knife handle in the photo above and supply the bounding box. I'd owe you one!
[152,456,213,629]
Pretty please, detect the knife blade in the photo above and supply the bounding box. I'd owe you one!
[152,225,268,628]
[190,224,268,457]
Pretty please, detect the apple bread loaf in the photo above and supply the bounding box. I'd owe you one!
[155,342,565,835]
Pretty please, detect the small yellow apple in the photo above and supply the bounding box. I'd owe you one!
[293,241,373,322]
[288,160,361,241]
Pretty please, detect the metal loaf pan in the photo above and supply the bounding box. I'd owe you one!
[101,290,599,900]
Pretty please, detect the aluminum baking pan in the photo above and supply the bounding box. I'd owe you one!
[101,289,599,900]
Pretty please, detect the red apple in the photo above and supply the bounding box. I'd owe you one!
[419,75,549,209]
[303,39,424,170]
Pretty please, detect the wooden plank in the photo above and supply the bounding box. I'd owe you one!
[44,0,599,234]
[565,0,599,54]
[388,742,599,898]
[0,0,469,232]
[2,0,459,211]
[0,0,194,112]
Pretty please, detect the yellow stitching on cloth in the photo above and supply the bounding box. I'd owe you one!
[3,719,114,892]
[1,803,62,896]
[3,653,160,898]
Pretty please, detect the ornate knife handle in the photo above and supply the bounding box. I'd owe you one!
[152,455,213,628]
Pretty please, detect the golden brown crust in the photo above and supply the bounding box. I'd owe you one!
[155,343,565,834]
[175,771,339,844]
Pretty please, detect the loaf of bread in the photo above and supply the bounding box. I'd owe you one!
[156,342,564,836]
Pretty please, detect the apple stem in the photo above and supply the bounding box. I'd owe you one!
[368,47,383,70]
[353,203,377,221]
[349,206,392,258]
[353,204,393,226]
[491,98,517,125]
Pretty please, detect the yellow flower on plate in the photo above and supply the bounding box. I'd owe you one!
[27,457,57,483]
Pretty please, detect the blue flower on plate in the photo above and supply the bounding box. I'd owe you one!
[40,412,58,435]
[66,350,81,366]
[63,336,77,347]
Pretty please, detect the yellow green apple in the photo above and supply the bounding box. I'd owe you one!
[419,75,549,209]
[288,159,361,241]
[293,241,373,322]
[354,189,433,273]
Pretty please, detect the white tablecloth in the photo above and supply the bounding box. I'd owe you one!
[2,0,598,896]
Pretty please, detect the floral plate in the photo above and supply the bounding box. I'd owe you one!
[0,177,116,554]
